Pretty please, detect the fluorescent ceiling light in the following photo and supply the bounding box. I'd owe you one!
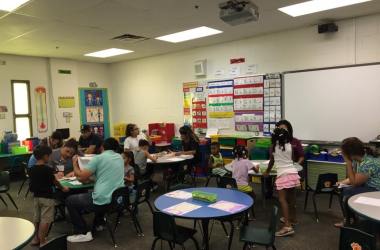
[279,0,373,17]
[85,48,134,58]
[0,0,31,12]
[155,26,223,43]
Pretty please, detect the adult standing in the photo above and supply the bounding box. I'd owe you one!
[78,125,103,154]
[66,138,125,243]
[123,124,150,151]
[335,137,380,227]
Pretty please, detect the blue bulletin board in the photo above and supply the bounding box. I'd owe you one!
[78,88,110,138]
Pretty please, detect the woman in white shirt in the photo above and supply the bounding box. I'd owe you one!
[124,124,150,151]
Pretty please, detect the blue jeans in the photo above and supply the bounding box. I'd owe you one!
[340,186,377,221]
[66,192,107,234]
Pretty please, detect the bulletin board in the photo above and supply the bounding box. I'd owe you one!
[183,81,208,133]
[182,73,282,134]
[78,88,110,138]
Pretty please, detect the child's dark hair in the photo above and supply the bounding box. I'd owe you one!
[233,145,248,160]
[122,151,136,166]
[179,125,199,143]
[33,145,52,160]
[63,138,78,153]
[139,139,149,147]
[276,120,294,141]
[125,124,137,137]
[341,137,377,157]
[103,137,120,152]
[272,127,290,152]
[211,142,220,148]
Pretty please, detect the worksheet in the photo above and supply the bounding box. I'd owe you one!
[208,200,247,213]
[163,202,202,215]
[165,190,192,200]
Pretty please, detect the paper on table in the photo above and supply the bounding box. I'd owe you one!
[354,197,380,207]
[165,190,193,200]
[209,200,247,213]
[166,157,186,162]
[163,202,202,216]
[60,176,76,181]
[69,180,83,186]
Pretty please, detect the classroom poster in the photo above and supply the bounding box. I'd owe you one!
[263,73,282,136]
[183,81,207,132]
[35,86,48,133]
[58,96,75,108]
[78,88,110,138]
[233,75,264,132]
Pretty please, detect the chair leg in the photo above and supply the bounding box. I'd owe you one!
[190,236,200,250]
[205,176,211,187]
[328,193,333,209]
[0,195,8,207]
[168,241,174,250]
[243,242,248,250]
[105,217,117,247]
[151,238,159,250]
[18,179,26,196]
[312,193,319,222]
[132,212,144,236]
[304,189,309,210]
[24,187,30,199]
[272,244,276,250]
[227,220,234,250]
[113,212,122,233]
[146,201,154,214]
[6,193,18,210]
[220,221,229,237]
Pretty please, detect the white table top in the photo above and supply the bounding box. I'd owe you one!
[155,142,171,147]
[224,160,303,176]
[147,154,194,164]
[348,191,380,223]
[0,217,35,250]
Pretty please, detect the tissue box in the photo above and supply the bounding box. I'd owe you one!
[192,190,217,203]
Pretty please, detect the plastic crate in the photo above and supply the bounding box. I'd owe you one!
[255,138,271,148]
[219,137,236,147]
[220,147,234,158]
[250,147,269,160]
[327,154,344,163]
[11,146,28,155]
[307,152,328,161]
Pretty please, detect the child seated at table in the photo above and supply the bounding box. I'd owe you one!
[209,142,227,177]
[122,151,137,203]
[231,145,258,197]
[29,145,69,246]
[134,139,157,180]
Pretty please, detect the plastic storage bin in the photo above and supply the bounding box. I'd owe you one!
[327,154,344,163]
[219,137,236,147]
[307,152,328,161]
[11,146,28,155]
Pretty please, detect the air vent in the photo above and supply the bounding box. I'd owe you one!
[111,34,150,43]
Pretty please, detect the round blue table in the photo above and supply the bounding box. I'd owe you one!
[155,187,254,250]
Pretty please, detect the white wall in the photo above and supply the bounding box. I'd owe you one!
[0,54,51,139]
[109,14,380,132]
[0,54,110,140]
[49,59,111,138]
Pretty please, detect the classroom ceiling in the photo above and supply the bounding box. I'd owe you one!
[0,0,380,63]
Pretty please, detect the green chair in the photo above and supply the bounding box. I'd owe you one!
[0,171,18,210]
[240,205,278,250]
[39,235,67,250]
[151,211,199,250]
[339,227,376,250]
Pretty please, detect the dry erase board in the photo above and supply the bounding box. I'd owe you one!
[284,63,380,142]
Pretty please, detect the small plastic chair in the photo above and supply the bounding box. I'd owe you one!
[339,227,376,250]
[17,161,30,198]
[304,173,339,222]
[240,205,279,250]
[39,234,67,250]
[151,211,200,250]
[0,171,18,210]
[216,176,238,189]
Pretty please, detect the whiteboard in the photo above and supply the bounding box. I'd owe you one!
[284,64,380,142]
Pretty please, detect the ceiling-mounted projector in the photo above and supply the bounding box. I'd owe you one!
[219,0,259,26]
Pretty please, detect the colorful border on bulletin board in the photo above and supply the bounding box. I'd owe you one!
[78,88,110,138]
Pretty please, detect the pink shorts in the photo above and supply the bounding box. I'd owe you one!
[276,173,300,190]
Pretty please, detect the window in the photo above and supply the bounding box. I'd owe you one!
[11,80,32,140]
